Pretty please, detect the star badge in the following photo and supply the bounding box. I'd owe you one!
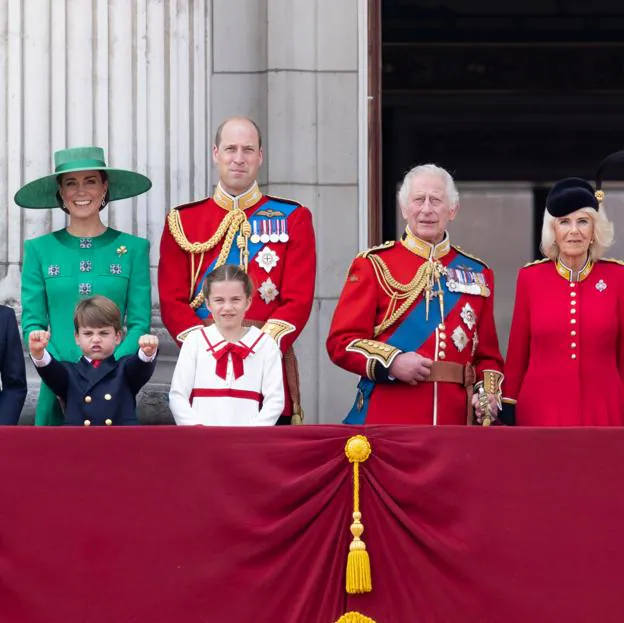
[460,302,477,330]
[452,326,469,352]
[255,246,280,274]
[259,278,279,304]
[596,279,607,292]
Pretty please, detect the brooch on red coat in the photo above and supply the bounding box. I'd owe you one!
[596,279,607,292]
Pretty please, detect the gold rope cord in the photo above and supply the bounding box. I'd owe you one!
[369,255,433,337]
[168,208,251,310]
[167,208,243,255]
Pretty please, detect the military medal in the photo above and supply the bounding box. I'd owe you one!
[446,267,490,297]
[269,218,279,243]
[260,220,270,243]
[279,218,289,243]
[250,220,261,244]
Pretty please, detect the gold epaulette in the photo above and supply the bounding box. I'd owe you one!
[358,241,395,259]
[601,257,624,266]
[523,258,550,268]
[452,245,489,268]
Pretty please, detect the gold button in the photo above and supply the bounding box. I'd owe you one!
[570,292,577,298]
[571,300,576,306]
[439,332,447,340]
[571,342,577,348]
[84,395,92,404]
[438,351,446,360]
[571,330,577,336]
[439,341,447,349]
[104,393,112,401]
[84,419,91,426]
[571,354,577,360]
[570,283,575,288]
[438,323,445,330]
[571,319,577,324]
[570,309,576,314]
[105,419,113,426]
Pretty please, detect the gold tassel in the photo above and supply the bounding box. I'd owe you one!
[344,435,372,594]
[334,612,377,623]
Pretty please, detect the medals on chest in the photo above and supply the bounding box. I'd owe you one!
[445,266,491,297]
[250,217,289,244]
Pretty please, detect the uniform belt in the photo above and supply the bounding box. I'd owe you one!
[427,361,475,387]
[425,361,476,424]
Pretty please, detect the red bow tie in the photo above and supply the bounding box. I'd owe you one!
[91,360,102,369]
[213,343,251,380]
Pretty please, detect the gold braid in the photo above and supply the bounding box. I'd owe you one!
[167,208,250,310]
[368,256,433,337]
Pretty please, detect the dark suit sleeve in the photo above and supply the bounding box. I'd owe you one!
[0,307,28,425]
[122,352,157,395]
[34,356,70,403]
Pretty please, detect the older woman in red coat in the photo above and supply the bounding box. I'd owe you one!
[502,165,624,426]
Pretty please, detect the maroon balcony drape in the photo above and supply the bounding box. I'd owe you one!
[1,426,623,623]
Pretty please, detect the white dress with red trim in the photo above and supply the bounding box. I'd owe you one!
[169,324,284,426]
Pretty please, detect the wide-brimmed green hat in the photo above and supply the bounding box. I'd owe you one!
[14,146,152,209]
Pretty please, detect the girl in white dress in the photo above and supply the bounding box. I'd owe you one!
[169,264,284,426]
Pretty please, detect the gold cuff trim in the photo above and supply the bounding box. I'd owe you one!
[483,369,504,394]
[483,369,504,409]
[261,319,296,347]
[346,339,400,368]
[502,397,517,405]
[176,325,203,343]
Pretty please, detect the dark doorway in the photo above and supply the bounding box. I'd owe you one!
[380,0,624,242]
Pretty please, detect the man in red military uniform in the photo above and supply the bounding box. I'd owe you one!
[327,164,504,425]
[159,117,316,423]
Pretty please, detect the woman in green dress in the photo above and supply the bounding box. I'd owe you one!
[15,146,153,425]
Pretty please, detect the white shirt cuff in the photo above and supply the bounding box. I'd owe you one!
[138,349,157,363]
[31,349,51,367]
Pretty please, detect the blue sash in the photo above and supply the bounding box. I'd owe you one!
[344,253,485,424]
[193,199,298,320]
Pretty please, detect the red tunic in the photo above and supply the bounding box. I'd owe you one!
[158,185,316,417]
[503,259,624,426]
[326,237,503,425]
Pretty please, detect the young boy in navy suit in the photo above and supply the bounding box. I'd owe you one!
[28,296,158,426]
